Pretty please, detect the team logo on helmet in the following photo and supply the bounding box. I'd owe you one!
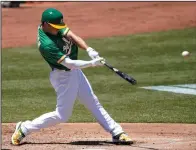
[60,18,63,24]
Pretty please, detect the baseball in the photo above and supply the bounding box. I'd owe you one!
[182,51,190,57]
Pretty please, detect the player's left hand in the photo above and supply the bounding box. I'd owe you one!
[87,47,99,59]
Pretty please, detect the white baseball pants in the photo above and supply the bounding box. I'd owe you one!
[21,69,123,136]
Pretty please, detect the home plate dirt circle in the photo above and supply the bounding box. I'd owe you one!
[2,123,196,150]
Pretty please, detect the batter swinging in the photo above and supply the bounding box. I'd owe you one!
[11,8,133,145]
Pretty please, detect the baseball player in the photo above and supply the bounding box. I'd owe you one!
[11,8,133,145]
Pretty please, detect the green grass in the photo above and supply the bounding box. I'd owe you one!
[2,28,196,123]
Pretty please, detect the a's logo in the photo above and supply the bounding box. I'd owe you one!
[62,37,72,56]
[60,18,63,24]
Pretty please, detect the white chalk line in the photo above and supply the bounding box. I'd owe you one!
[141,84,196,95]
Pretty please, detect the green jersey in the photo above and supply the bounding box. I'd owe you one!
[37,25,78,71]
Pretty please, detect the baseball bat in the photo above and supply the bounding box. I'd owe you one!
[100,60,137,85]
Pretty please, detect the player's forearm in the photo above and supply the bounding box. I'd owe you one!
[66,30,88,50]
[60,57,93,69]
[74,36,89,50]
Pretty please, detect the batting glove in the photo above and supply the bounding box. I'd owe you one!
[87,47,99,59]
[91,57,105,67]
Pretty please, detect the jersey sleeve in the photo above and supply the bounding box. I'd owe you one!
[40,43,66,64]
[58,27,70,37]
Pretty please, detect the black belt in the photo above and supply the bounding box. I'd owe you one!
[52,68,70,72]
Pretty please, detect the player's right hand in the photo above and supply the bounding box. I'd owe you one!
[91,57,105,67]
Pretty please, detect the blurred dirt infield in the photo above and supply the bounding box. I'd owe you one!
[2,123,196,150]
[2,2,196,48]
[2,2,196,150]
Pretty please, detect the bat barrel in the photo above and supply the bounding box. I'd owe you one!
[103,61,137,85]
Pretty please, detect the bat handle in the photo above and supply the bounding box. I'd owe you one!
[95,56,106,65]
[100,60,106,65]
